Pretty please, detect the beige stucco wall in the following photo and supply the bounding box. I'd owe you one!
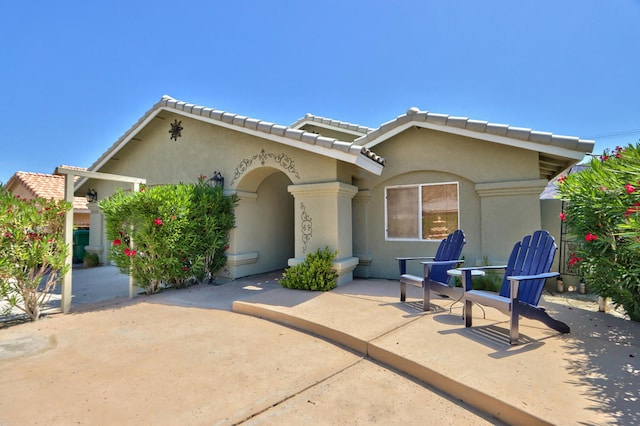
[79,109,576,284]
[354,129,548,279]
[82,112,360,280]
[229,170,294,277]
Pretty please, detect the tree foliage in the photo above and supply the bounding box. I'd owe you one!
[557,143,640,321]
[0,189,71,321]
[100,177,237,294]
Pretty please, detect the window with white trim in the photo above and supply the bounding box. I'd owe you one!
[385,182,459,241]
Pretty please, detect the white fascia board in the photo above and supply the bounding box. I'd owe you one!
[75,108,163,189]
[167,108,383,175]
[291,119,368,137]
[355,155,384,175]
[364,121,587,161]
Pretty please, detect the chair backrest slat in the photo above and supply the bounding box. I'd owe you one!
[430,229,465,284]
[498,230,557,305]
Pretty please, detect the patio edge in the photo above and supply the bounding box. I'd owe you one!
[233,299,554,426]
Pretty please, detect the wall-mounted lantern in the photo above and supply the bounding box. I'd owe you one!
[208,172,224,188]
[86,189,98,203]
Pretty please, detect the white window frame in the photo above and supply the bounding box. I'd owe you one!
[385,181,460,241]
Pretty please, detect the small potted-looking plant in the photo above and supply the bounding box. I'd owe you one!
[83,252,100,268]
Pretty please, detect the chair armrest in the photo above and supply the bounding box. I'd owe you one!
[507,272,559,282]
[454,266,507,292]
[395,256,435,261]
[396,256,435,275]
[420,259,464,266]
[507,272,559,301]
[457,265,507,271]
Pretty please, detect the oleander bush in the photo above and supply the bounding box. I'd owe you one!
[100,176,237,294]
[280,246,338,291]
[0,187,71,321]
[557,143,640,321]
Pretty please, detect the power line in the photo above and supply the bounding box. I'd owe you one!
[586,129,640,139]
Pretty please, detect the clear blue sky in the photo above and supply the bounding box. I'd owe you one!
[2,0,639,185]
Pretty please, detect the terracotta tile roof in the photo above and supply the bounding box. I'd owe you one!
[8,171,89,210]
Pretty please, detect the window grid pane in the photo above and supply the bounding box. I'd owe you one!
[422,183,458,240]
[387,186,419,239]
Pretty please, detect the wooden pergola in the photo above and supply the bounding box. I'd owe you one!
[54,166,146,313]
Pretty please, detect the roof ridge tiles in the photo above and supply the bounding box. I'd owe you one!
[290,113,374,134]
[157,96,380,165]
[355,107,593,153]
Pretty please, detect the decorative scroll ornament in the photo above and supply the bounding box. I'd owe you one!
[300,202,313,253]
[169,119,183,141]
[231,149,300,184]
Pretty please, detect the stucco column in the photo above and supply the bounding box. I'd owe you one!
[225,190,259,279]
[288,181,359,285]
[353,190,372,278]
[84,201,104,262]
[475,179,548,263]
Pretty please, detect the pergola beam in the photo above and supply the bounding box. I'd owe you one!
[54,166,146,313]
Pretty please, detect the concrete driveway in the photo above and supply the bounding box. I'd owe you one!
[0,267,500,425]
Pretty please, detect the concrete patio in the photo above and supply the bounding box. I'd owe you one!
[1,267,638,425]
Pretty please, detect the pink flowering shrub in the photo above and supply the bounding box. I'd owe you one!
[100,177,237,294]
[0,188,72,321]
[557,143,640,321]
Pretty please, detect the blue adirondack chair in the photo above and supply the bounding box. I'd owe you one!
[458,230,570,344]
[397,229,465,311]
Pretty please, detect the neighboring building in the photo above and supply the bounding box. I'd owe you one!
[5,169,90,228]
[74,95,593,284]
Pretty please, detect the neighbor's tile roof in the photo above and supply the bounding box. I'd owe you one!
[8,170,88,210]
[356,107,595,154]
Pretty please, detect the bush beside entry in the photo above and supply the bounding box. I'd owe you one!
[280,247,338,291]
[100,177,237,294]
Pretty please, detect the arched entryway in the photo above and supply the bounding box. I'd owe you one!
[227,168,294,278]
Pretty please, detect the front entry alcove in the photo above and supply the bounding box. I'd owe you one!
[226,168,295,279]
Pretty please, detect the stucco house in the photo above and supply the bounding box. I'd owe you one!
[75,95,593,285]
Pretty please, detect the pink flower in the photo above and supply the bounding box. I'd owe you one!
[568,254,582,267]
[585,233,598,242]
[625,184,635,194]
[154,218,163,226]
[182,267,189,271]
[113,239,122,246]
[559,212,566,221]
[124,248,137,257]
[624,202,640,217]
[557,176,566,184]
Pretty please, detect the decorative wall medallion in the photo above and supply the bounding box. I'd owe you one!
[169,119,183,141]
[300,202,313,253]
[231,149,300,184]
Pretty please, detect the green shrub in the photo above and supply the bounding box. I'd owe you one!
[280,246,338,291]
[557,143,640,321]
[470,257,503,292]
[0,189,71,321]
[100,176,238,294]
[83,252,100,268]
